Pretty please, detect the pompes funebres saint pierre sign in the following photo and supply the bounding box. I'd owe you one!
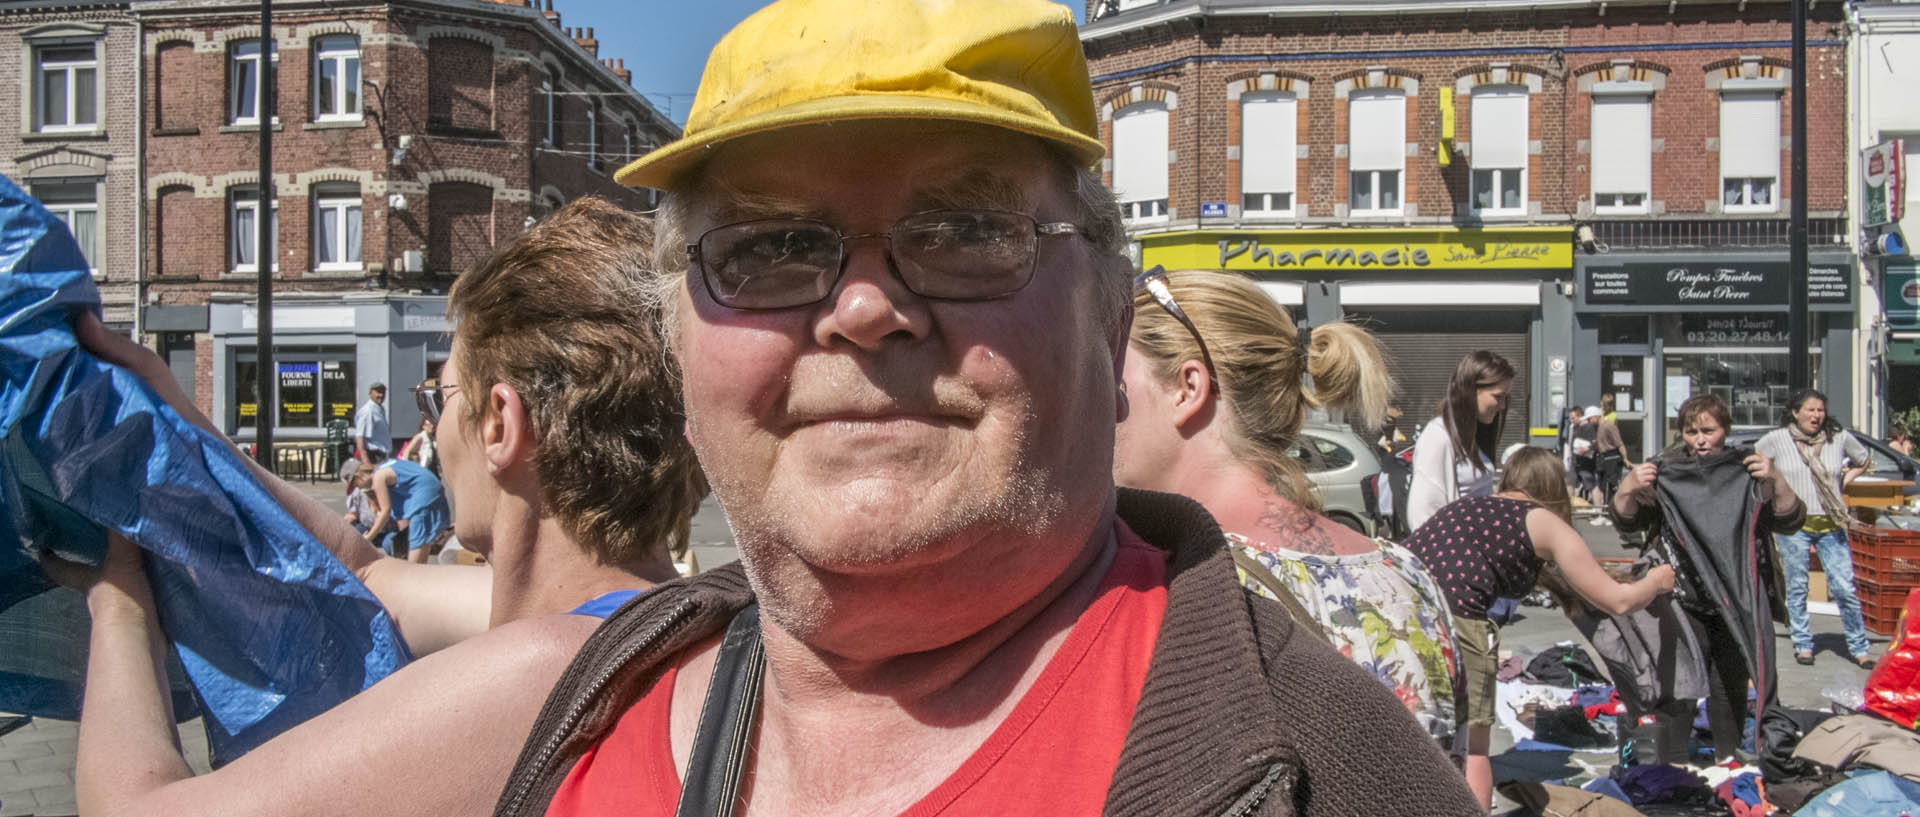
[1583,261,1851,307]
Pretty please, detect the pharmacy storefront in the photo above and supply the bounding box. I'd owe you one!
[1138,226,1575,453]
[1573,252,1856,459]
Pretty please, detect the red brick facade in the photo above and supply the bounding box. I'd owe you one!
[1082,1,1848,228]
[136,0,675,412]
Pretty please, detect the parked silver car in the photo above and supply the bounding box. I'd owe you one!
[1291,423,1385,536]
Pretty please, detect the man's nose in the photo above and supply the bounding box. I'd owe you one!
[812,237,932,349]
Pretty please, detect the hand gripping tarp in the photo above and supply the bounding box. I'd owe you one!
[0,172,410,762]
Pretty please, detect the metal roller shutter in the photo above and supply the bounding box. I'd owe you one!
[1350,310,1532,457]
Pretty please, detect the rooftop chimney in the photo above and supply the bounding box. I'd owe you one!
[575,26,597,57]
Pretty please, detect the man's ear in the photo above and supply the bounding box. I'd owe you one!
[482,384,535,474]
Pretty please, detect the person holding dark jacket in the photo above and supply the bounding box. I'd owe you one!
[1610,394,1805,770]
[1405,447,1673,808]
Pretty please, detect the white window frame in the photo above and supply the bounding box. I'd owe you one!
[313,187,363,271]
[229,39,278,126]
[1590,91,1653,215]
[1240,92,1297,218]
[1347,90,1406,216]
[33,180,100,273]
[311,35,361,122]
[230,187,280,273]
[1469,86,1529,217]
[1719,89,1781,214]
[1112,101,1170,224]
[623,118,638,165]
[541,74,556,147]
[586,105,599,170]
[34,42,99,133]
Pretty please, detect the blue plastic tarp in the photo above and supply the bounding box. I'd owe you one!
[0,171,410,762]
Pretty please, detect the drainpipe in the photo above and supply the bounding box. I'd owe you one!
[132,9,145,341]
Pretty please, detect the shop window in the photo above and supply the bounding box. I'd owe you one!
[1719,91,1780,213]
[232,349,356,434]
[1240,92,1296,217]
[32,180,99,272]
[1591,94,1652,214]
[34,42,99,132]
[229,186,279,272]
[1112,102,1169,222]
[1347,90,1404,215]
[1659,312,1822,436]
[312,35,361,121]
[228,39,277,125]
[1470,86,1528,215]
[313,184,363,270]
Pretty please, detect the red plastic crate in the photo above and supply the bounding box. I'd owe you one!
[1856,555,1920,586]
[1851,525,1920,562]
[1855,576,1920,636]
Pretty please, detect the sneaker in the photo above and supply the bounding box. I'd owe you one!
[1795,651,1815,666]
[1853,653,1876,670]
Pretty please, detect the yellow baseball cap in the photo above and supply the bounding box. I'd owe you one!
[614,0,1105,190]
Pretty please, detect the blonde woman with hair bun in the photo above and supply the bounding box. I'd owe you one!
[1115,267,1461,742]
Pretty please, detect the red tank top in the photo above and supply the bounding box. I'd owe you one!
[546,525,1167,817]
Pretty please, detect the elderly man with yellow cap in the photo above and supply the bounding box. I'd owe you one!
[495,2,1478,816]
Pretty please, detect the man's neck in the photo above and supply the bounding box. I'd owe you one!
[486,499,680,627]
[713,514,1120,817]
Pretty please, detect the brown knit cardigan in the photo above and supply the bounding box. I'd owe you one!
[492,488,1480,817]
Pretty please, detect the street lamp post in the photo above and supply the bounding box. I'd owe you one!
[1788,0,1809,392]
[254,0,276,467]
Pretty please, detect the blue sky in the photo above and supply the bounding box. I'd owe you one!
[566,1,1086,126]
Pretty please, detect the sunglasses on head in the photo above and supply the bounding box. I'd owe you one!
[687,209,1087,310]
[1132,266,1219,393]
[411,379,462,424]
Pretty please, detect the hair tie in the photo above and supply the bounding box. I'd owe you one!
[1296,324,1314,361]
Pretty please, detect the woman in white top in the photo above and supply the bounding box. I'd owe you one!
[1408,351,1515,530]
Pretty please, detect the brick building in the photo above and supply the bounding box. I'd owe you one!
[133,0,676,448]
[1083,0,1855,453]
[2,0,141,329]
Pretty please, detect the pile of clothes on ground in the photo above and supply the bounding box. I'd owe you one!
[1495,589,1920,816]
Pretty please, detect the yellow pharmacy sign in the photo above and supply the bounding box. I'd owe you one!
[1141,227,1573,272]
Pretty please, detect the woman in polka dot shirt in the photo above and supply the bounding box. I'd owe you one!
[1403,447,1675,809]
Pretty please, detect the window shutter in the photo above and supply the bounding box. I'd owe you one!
[1113,103,1169,203]
[1348,91,1405,171]
[1241,93,1297,195]
[1472,87,1528,169]
[1590,95,1652,195]
[1720,91,1781,178]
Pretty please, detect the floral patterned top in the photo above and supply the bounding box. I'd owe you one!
[1229,532,1461,740]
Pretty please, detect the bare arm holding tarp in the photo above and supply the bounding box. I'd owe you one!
[76,313,493,656]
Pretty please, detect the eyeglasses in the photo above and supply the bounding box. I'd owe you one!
[411,379,462,424]
[1132,266,1219,393]
[687,209,1087,310]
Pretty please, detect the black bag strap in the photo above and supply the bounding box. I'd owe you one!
[673,604,766,817]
